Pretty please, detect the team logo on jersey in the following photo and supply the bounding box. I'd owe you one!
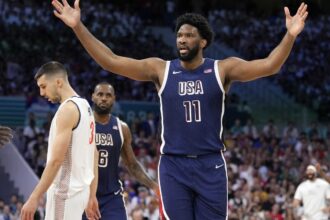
[88,107,92,116]
[204,69,212,74]
[178,80,204,96]
[95,133,114,146]
[113,126,118,130]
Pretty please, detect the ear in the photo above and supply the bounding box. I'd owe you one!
[56,78,63,88]
[200,39,207,49]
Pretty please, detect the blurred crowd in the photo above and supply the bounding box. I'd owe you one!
[0,0,174,103]
[1,1,330,121]
[208,9,330,121]
[1,111,329,219]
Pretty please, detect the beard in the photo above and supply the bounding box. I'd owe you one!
[93,104,111,115]
[306,173,316,180]
[177,44,199,62]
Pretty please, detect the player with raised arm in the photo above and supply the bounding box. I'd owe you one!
[52,1,308,218]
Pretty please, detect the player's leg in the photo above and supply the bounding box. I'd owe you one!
[98,193,127,220]
[194,153,228,220]
[158,155,195,220]
[62,187,90,220]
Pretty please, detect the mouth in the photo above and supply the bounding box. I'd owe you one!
[179,46,189,54]
[99,103,108,108]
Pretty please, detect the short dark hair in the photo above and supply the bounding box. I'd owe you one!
[175,13,214,49]
[34,61,68,80]
[93,81,115,94]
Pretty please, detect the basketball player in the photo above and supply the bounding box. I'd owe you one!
[52,0,308,218]
[293,165,330,220]
[82,82,158,220]
[20,62,100,220]
[0,126,12,147]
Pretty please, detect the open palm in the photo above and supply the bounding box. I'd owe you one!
[285,3,308,37]
[52,0,81,28]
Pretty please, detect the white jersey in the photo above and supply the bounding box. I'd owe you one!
[47,96,95,198]
[294,178,330,220]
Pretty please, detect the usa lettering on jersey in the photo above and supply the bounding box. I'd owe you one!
[178,80,204,96]
[95,133,114,146]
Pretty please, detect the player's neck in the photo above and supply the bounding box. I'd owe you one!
[59,86,78,103]
[94,113,111,124]
[180,57,204,71]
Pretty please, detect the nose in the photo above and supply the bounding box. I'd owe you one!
[40,89,45,97]
[101,96,107,102]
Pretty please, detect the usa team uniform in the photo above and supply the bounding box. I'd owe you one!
[158,58,228,219]
[82,115,127,220]
[45,97,95,220]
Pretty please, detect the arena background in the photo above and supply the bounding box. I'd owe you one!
[0,0,329,219]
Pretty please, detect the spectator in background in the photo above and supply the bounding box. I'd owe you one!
[292,165,330,220]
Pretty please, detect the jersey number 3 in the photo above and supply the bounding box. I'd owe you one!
[89,121,95,144]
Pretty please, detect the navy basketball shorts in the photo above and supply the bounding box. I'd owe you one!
[158,152,228,220]
[82,192,127,220]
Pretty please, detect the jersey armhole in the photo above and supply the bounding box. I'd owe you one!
[67,100,81,131]
[214,60,225,94]
[157,60,170,96]
[117,117,124,149]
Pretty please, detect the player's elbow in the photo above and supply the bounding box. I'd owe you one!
[266,58,283,75]
[48,158,64,169]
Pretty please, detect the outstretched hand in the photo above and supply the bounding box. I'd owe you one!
[284,2,308,37]
[52,0,81,28]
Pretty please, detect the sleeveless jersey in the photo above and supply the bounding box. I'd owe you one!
[158,58,226,155]
[95,115,124,196]
[48,96,95,198]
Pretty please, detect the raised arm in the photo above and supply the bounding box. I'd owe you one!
[120,121,158,192]
[21,102,79,220]
[51,0,165,84]
[220,3,308,87]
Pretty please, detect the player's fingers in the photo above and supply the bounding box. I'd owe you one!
[53,10,62,19]
[96,207,101,219]
[302,11,308,21]
[284,7,290,18]
[301,3,308,14]
[62,0,69,6]
[297,2,305,15]
[74,0,80,10]
[52,0,63,12]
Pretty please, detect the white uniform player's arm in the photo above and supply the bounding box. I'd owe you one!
[85,146,101,219]
[21,102,79,220]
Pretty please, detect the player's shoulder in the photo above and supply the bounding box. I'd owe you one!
[59,99,79,114]
[118,119,129,130]
[316,178,330,185]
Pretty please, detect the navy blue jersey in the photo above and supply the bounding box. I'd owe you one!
[95,115,123,196]
[158,58,226,155]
